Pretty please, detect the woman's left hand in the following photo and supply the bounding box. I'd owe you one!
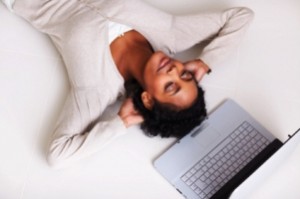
[183,59,211,82]
[118,98,144,128]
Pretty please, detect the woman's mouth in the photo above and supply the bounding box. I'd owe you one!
[157,57,171,72]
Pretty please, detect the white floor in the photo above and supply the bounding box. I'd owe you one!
[0,0,300,199]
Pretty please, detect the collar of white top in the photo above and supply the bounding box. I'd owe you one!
[108,21,133,44]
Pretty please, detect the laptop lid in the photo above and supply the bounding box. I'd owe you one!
[230,129,300,199]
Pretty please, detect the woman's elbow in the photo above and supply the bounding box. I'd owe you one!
[46,138,71,169]
[46,146,65,169]
[239,7,255,22]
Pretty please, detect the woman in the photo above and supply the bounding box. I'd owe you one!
[1,0,254,168]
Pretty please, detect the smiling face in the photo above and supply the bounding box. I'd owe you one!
[141,51,198,110]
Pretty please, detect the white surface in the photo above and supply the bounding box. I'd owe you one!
[0,0,300,198]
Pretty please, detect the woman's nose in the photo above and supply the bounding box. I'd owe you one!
[167,65,178,77]
[167,63,182,76]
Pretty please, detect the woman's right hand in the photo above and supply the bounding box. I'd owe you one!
[183,59,211,82]
[118,98,144,128]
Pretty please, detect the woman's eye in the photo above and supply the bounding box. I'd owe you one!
[165,82,175,92]
[181,71,193,80]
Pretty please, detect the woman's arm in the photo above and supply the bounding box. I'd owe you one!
[11,0,132,169]
[47,90,128,169]
[199,7,255,68]
[173,7,254,71]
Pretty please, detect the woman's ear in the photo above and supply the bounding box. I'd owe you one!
[141,91,154,110]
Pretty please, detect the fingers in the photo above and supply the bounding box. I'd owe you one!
[118,98,135,117]
[122,113,144,128]
[118,97,144,128]
[130,114,144,125]
[184,59,211,82]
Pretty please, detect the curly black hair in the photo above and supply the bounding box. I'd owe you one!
[125,79,207,138]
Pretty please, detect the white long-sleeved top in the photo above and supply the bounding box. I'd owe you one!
[11,0,254,168]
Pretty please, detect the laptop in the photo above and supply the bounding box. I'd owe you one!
[154,99,283,199]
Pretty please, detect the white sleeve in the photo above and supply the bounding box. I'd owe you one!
[199,7,254,68]
[46,90,127,169]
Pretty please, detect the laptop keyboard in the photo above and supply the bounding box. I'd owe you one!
[181,121,270,199]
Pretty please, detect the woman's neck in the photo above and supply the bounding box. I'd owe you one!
[110,30,154,84]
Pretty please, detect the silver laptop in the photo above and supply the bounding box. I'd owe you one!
[154,99,283,199]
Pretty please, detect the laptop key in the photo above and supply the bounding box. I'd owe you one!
[195,179,208,189]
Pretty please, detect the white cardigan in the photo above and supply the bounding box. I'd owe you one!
[11,0,254,168]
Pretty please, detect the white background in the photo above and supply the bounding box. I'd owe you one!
[1,0,300,198]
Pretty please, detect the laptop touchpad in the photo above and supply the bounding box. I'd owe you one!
[194,126,221,148]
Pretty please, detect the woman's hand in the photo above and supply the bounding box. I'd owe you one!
[183,59,211,82]
[118,98,144,128]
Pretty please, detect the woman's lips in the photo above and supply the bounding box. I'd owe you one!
[157,57,171,72]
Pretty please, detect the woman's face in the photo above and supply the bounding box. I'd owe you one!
[142,51,198,110]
